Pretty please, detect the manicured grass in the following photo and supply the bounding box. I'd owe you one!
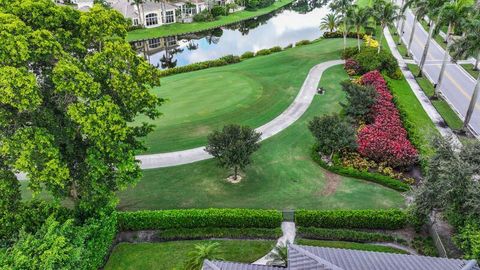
[406,64,464,130]
[127,0,294,41]
[460,63,479,79]
[388,26,411,59]
[117,64,405,211]
[296,239,409,254]
[104,240,274,270]
[140,39,354,153]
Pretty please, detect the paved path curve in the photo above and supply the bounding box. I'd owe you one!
[137,60,345,169]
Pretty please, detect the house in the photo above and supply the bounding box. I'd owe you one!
[202,244,479,270]
[108,0,178,28]
[172,0,207,23]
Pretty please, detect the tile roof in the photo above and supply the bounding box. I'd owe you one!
[202,244,479,270]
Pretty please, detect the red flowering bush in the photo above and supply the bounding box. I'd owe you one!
[344,58,360,75]
[357,71,418,167]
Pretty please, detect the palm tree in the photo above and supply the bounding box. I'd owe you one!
[184,242,223,270]
[397,0,407,45]
[403,0,430,57]
[416,0,448,77]
[330,0,355,50]
[267,243,289,267]
[373,0,403,53]
[320,13,340,32]
[129,0,146,27]
[434,0,472,96]
[450,17,480,131]
[347,6,372,51]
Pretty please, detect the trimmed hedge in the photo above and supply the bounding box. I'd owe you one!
[323,31,365,39]
[157,227,282,241]
[297,227,405,244]
[241,51,255,59]
[311,147,410,192]
[118,209,282,231]
[255,48,272,56]
[159,55,241,77]
[295,40,311,46]
[295,209,408,230]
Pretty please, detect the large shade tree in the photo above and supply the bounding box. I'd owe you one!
[0,0,163,229]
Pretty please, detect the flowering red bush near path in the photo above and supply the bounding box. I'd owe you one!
[357,71,418,167]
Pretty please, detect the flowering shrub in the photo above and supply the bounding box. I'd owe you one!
[363,35,379,48]
[357,71,418,167]
[344,59,360,75]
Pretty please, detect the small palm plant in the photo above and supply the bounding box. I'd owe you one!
[267,243,289,267]
[184,242,223,270]
[320,13,340,32]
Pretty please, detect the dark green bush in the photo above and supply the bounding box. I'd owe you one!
[296,209,408,229]
[295,40,311,46]
[241,51,255,59]
[353,47,398,77]
[219,54,241,63]
[412,236,439,256]
[284,44,293,49]
[117,209,283,231]
[245,0,274,10]
[211,5,226,17]
[255,49,272,56]
[297,227,405,243]
[341,47,361,59]
[157,227,282,241]
[193,9,215,22]
[269,46,282,53]
[159,55,242,77]
[311,147,410,192]
[323,31,364,39]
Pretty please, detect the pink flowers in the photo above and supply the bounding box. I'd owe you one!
[357,71,418,167]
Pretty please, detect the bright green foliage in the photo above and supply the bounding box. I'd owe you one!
[0,0,162,245]
[185,242,223,270]
[308,114,357,157]
[340,81,377,122]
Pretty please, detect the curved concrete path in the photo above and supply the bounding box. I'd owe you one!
[137,60,344,169]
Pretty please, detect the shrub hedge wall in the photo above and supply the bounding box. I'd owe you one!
[295,209,408,229]
[117,208,283,231]
[157,227,282,241]
[311,147,410,192]
[297,227,405,243]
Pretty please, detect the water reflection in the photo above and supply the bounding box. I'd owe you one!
[132,0,329,68]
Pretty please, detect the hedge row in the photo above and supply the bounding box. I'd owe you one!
[323,31,366,39]
[157,227,282,241]
[295,209,408,230]
[311,147,410,192]
[117,209,283,231]
[297,227,406,244]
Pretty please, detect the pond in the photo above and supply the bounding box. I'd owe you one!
[132,0,330,69]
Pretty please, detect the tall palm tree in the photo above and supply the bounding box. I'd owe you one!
[373,0,403,53]
[184,242,223,270]
[403,0,430,57]
[450,17,480,131]
[320,13,340,32]
[397,0,407,45]
[129,0,146,27]
[330,0,355,50]
[347,5,372,51]
[416,0,448,77]
[434,0,472,95]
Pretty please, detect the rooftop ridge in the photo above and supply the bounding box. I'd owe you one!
[289,244,344,270]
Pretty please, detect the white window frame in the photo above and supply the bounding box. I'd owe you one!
[145,13,159,26]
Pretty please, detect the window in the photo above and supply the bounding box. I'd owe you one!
[145,13,158,26]
[148,38,161,48]
[133,18,139,26]
[165,10,175,24]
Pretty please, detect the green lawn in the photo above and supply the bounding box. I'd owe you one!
[460,63,479,79]
[406,63,464,130]
[104,240,274,270]
[140,39,356,153]
[127,0,294,41]
[296,239,408,254]
[388,26,411,59]
[117,64,405,211]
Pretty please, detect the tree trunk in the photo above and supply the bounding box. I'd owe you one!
[474,53,480,71]
[444,23,451,43]
[434,29,451,96]
[463,74,480,131]
[343,16,347,51]
[396,0,405,29]
[377,25,384,54]
[407,17,417,57]
[418,18,438,77]
[398,11,407,45]
[357,29,361,51]
[233,166,238,180]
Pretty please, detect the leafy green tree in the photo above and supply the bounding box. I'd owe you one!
[185,242,223,270]
[340,80,377,122]
[205,124,261,180]
[308,114,357,159]
[320,12,340,32]
[347,5,372,51]
[0,0,163,223]
[372,0,402,53]
[329,0,354,50]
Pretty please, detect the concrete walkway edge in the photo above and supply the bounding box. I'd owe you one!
[252,221,296,265]
[136,60,345,169]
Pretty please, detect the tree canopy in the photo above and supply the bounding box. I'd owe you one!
[0,0,163,244]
